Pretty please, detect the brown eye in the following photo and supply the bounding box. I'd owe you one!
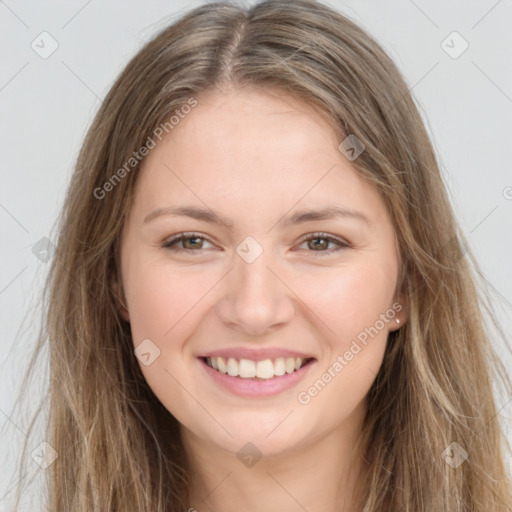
[306,236,329,251]
[298,233,349,255]
[162,232,213,252]
[181,235,204,250]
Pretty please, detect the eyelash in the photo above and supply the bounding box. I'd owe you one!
[161,231,349,256]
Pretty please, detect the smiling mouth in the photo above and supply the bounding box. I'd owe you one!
[201,356,315,380]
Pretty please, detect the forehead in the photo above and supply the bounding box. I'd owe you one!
[177,87,341,161]
[129,88,384,226]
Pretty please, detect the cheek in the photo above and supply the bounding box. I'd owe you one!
[299,260,397,344]
[126,262,203,343]
[124,261,221,397]
[294,267,393,424]
[124,263,208,423]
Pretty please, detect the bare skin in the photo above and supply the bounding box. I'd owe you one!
[118,86,407,512]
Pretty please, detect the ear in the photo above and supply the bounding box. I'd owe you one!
[111,276,130,322]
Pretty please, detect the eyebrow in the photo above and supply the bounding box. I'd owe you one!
[143,205,370,229]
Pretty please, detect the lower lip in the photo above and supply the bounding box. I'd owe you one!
[199,358,316,397]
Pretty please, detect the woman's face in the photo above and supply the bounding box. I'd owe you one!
[119,87,405,458]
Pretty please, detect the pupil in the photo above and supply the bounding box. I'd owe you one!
[310,237,327,250]
[185,236,201,249]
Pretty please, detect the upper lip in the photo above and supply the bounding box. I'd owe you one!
[199,347,315,361]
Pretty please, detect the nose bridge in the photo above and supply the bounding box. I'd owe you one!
[216,235,295,334]
[234,235,280,306]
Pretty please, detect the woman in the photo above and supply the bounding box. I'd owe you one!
[10,0,511,510]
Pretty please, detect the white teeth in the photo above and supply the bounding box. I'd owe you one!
[205,356,310,379]
[256,359,274,379]
[274,357,286,376]
[227,357,238,377]
[239,358,256,378]
[217,357,227,374]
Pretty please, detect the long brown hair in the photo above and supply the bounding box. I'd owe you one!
[8,0,511,510]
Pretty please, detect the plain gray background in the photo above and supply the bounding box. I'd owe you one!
[1,0,511,509]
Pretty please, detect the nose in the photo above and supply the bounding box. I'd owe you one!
[215,243,296,337]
